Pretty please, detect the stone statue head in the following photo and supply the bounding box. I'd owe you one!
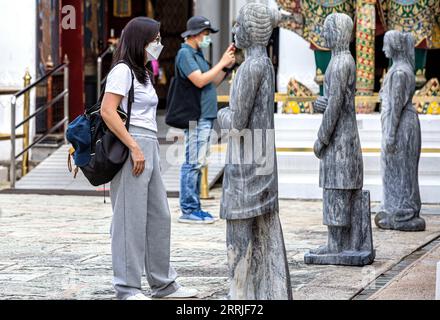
[232,3,281,49]
[383,30,415,70]
[322,13,353,51]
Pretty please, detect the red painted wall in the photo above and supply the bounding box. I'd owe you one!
[60,0,84,121]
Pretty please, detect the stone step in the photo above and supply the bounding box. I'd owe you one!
[13,144,225,196]
[275,113,440,132]
[276,152,440,176]
[275,140,440,150]
[274,114,440,149]
[30,143,62,162]
[277,172,440,203]
[0,166,7,182]
[275,114,440,203]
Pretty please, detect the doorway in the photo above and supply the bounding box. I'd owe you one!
[85,0,194,109]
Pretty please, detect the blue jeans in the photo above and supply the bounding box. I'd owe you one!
[180,118,214,215]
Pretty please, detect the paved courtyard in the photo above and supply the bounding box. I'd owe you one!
[0,187,439,300]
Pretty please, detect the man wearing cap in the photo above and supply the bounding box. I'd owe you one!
[177,16,235,224]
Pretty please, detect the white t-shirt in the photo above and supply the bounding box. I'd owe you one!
[105,63,158,132]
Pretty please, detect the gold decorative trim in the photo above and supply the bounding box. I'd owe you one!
[218,94,440,105]
[211,145,440,154]
[113,0,132,18]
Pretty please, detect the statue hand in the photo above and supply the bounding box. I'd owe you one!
[313,96,328,113]
[314,139,325,159]
[217,106,227,117]
[217,106,231,129]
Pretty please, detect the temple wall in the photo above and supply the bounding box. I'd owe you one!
[0,0,37,161]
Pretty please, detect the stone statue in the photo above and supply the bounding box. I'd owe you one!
[375,30,425,232]
[217,3,292,300]
[305,13,375,266]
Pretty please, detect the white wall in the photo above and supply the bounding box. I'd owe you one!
[253,0,319,95]
[231,0,318,97]
[278,29,319,95]
[0,0,37,161]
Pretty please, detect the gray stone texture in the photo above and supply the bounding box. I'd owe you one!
[217,6,280,221]
[375,30,425,232]
[226,212,292,300]
[305,13,374,266]
[305,191,375,265]
[217,3,292,299]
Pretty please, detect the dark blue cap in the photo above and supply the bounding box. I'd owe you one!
[181,16,219,38]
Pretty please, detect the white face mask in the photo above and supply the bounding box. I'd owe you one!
[145,42,164,61]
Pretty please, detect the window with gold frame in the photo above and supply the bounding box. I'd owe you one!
[113,0,132,18]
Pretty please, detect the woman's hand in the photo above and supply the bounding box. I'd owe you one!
[130,144,145,177]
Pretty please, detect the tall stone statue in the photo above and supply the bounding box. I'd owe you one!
[304,13,375,266]
[375,30,426,232]
[217,3,292,300]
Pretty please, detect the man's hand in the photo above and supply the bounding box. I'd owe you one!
[313,96,328,113]
[313,139,326,159]
[221,44,236,68]
[226,44,236,68]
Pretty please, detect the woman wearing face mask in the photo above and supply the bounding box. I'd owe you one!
[176,16,236,224]
[101,17,198,300]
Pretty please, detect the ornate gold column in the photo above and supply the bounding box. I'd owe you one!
[356,0,376,113]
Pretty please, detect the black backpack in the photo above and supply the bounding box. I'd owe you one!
[71,61,135,186]
[165,61,201,129]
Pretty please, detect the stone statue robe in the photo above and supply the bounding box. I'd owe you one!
[217,47,291,300]
[318,51,364,227]
[305,13,374,266]
[217,3,292,299]
[217,50,278,220]
[318,51,363,191]
[380,64,421,221]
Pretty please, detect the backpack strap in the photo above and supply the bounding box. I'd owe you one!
[118,61,135,130]
[125,70,135,130]
[175,52,196,87]
[175,47,191,80]
[99,60,135,129]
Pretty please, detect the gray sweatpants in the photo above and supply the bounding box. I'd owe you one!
[110,126,179,299]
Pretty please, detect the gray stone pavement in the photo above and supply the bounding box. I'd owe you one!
[0,187,439,300]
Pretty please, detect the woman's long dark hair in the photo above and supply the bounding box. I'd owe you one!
[112,17,160,85]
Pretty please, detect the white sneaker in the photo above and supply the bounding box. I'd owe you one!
[125,293,151,300]
[161,287,199,299]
